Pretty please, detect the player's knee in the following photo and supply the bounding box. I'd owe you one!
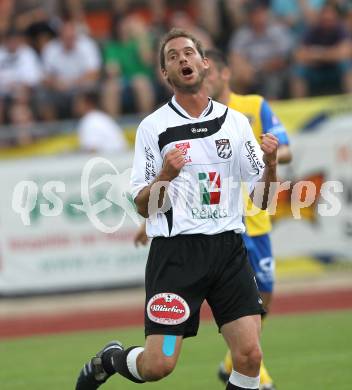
[142,358,175,381]
[235,344,262,370]
[249,345,262,368]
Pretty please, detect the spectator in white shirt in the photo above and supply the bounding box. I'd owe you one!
[39,18,101,120]
[75,89,128,154]
[0,28,42,123]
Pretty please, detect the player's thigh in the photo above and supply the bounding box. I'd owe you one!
[221,314,262,357]
[141,334,183,374]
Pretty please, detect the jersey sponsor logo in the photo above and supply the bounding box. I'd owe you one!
[215,139,232,159]
[191,205,228,219]
[198,172,221,205]
[245,141,265,174]
[259,256,274,274]
[175,142,192,163]
[190,127,208,134]
[147,293,190,325]
[191,172,228,219]
[145,147,156,183]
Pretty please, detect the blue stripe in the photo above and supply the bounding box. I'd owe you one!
[162,335,177,357]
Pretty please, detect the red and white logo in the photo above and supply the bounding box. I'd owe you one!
[175,142,191,163]
[147,293,190,325]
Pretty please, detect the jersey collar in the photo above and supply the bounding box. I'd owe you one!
[168,96,214,120]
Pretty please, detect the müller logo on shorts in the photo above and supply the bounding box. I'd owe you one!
[147,293,190,325]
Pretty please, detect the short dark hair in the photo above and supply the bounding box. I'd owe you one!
[159,28,204,70]
[204,49,228,70]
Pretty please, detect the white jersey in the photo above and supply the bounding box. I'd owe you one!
[131,97,265,237]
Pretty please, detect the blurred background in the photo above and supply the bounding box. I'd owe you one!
[0,1,351,389]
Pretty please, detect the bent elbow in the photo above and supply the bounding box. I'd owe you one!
[135,202,149,218]
[138,208,149,218]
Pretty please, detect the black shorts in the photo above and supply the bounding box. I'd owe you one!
[144,231,265,338]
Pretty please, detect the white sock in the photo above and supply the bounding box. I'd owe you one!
[126,347,144,381]
[229,369,260,389]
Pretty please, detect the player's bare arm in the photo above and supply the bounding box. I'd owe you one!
[134,221,148,247]
[251,133,279,210]
[134,148,185,218]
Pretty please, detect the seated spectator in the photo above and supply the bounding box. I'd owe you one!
[271,0,326,37]
[228,0,293,99]
[0,28,42,124]
[101,14,155,116]
[290,2,352,97]
[75,89,128,154]
[169,10,213,49]
[25,21,56,55]
[39,18,101,120]
[203,0,250,51]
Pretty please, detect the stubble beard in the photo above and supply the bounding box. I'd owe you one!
[171,68,206,94]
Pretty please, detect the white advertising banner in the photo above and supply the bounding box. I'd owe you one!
[0,114,351,295]
[272,115,352,259]
[0,152,149,295]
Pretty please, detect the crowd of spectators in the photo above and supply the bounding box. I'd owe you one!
[0,0,352,131]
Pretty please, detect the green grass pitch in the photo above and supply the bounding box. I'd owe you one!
[1,310,352,389]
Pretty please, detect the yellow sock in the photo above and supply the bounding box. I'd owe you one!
[223,350,233,374]
[222,350,274,385]
[260,360,273,385]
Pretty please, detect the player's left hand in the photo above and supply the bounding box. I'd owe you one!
[260,133,279,167]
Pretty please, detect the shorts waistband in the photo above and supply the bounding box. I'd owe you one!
[153,230,241,241]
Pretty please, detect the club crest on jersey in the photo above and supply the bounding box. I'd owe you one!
[215,139,232,159]
[147,293,190,325]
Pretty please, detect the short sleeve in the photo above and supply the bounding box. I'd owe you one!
[239,118,265,194]
[130,121,163,200]
[260,99,289,145]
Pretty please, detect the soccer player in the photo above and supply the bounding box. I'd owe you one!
[205,49,292,390]
[75,29,279,390]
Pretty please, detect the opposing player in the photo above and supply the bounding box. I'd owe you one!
[75,29,279,390]
[205,49,292,390]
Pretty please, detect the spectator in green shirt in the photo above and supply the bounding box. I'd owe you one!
[102,14,156,116]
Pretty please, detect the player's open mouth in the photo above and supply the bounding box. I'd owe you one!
[181,67,193,77]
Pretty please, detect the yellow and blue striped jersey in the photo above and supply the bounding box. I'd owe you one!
[228,92,289,236]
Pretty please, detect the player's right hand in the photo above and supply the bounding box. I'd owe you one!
[134,223,149,247]
[161,148,185,181]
